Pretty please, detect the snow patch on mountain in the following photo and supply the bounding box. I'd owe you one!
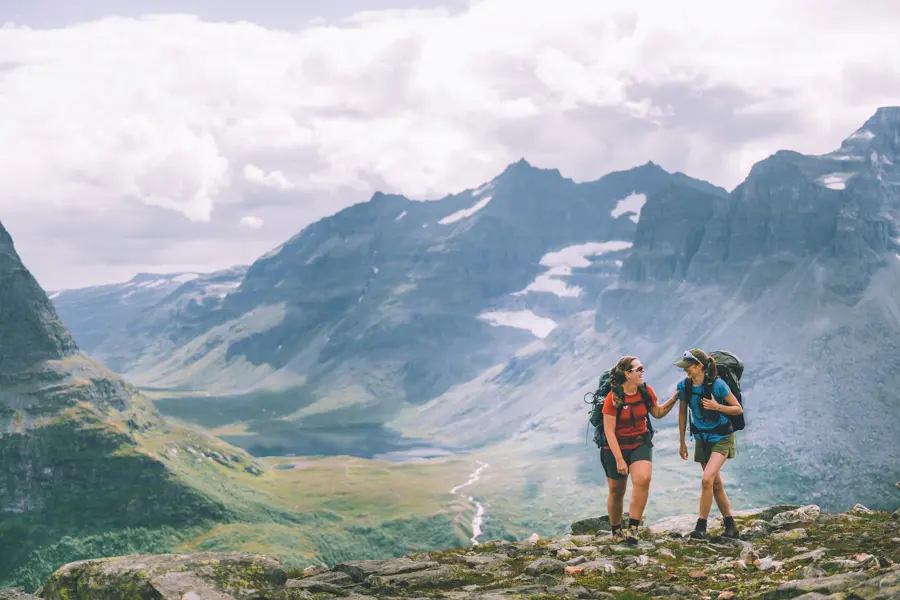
[395,210,407,221]
[514,241,632,298]
[610,192,647,223]
[172,273,200,284]
[472,182,494,197]
[871,151,894,166]
[849,129,876,141]
[439,196,492,225]
[820,173,850,190]
[206,281,241,299]
[138,279,170,289]
[478,310,557,338]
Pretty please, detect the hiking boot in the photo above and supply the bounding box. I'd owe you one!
[722,518,740,539]
[612,527,626,544]
[624,525,639,545]
[689,517,708,540]
[689,528,708,540]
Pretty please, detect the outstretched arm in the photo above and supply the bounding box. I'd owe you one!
[650,391,678,418]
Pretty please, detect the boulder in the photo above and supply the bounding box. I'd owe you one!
[333,556,440,583]
[0,589,39,600]
[39,552,287,600]
[770,505,821,529]
[570,515,611,535]
[750,571,870,599]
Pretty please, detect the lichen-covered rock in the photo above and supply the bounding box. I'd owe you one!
[770,504,821,529]
[850,503,875,515]
[772,527,809,540]
[784,547,827,564]
[570,515,611,535]
[39,552,287,600]
[523,558,566,575]
[333,556,440,582]
[750,571,870,599]
[0,588,39,600]
[366,566,461,590]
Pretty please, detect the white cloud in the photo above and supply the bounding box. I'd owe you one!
[1,1,898,287]
[239,215,265,229]
[244,164,294,190]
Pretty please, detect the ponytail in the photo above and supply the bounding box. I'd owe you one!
[689,348,717,385]
[611,355,637,407]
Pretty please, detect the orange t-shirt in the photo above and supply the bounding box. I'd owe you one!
[601,385,658,450]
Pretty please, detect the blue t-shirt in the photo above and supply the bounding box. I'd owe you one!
[677,377,732,442]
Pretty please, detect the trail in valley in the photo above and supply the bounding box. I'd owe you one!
[450,460,489,545]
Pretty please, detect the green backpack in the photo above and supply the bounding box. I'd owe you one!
[585,368,654,449]
[681,350,745,438]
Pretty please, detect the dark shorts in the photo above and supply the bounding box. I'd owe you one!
[601,442,653,480]
[694,433,736,463]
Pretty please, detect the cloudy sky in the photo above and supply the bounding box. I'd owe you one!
[1,0,899,290]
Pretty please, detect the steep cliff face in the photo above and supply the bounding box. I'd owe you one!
[0,220,253,591]
[618,184,726,284]
[0,223,79,377]
[687,108,900,301]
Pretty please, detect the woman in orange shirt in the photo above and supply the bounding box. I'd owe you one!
[601,355,678,543]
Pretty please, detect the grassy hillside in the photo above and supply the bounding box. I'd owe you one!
[0,356,482,593]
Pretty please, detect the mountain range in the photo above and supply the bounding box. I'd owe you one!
[52,159,726,458]
[11,106,900,590]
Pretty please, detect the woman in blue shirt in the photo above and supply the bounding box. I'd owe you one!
[674,348,744,539]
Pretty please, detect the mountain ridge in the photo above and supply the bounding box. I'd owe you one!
[52,158,722,459]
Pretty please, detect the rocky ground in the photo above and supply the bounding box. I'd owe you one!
[2,503,898,599]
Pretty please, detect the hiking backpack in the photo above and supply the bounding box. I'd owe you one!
[681,349,745,438]
[585,368,654,450]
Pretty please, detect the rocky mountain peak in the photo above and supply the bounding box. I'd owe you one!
[496,157,565,184]
[0,220,79,375]
[834,106,900,162]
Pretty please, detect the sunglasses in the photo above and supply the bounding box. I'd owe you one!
[681,351,700,364]
[628,365,644,373]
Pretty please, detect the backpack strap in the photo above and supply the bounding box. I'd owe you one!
[638,383,651,408]
[681,377,696,442]
[639,384,655,446]
[703,377,715,402]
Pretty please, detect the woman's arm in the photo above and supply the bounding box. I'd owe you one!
[701,392,743,415]
[650,391,678,418]
[603,414,623,461]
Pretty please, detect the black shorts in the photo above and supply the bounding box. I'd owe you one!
[601,442,653,480]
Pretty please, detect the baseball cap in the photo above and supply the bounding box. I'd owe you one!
[674,350,702,369]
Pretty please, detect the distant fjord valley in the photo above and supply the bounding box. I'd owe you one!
[3,106,899,592]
